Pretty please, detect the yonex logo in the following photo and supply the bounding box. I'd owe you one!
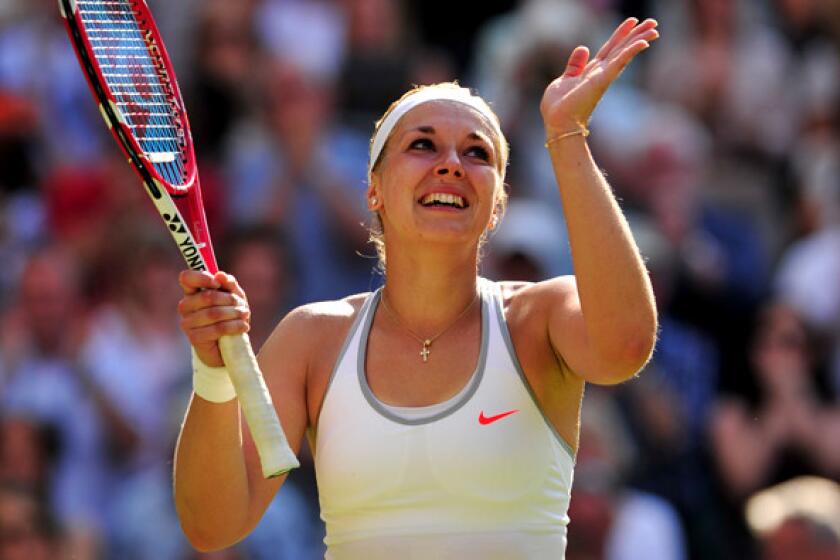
[163,213,187,234]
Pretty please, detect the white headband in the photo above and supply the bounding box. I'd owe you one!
[368,87,503,175]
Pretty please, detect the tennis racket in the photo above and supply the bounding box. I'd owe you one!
[59,0,298,478]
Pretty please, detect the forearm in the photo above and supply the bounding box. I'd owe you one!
[549,136,657,370]
[173,397,251,551]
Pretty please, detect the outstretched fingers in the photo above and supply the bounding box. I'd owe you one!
[594,17,639,61]
[603,28,659,79]
[562,46,590,78]
[615,21,659,56]
[596,18,658,63]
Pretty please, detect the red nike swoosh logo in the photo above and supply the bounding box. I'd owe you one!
[478,409,520,425]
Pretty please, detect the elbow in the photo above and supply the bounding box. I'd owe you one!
[180,522,242,553]
[623,309,658,374]
[595,328,658,385]
[624,331,657,376]
[176,496,248,553]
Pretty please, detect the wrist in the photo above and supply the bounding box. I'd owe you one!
[544,116,588,135]
[544,125,590,149]
[192,347,236,403]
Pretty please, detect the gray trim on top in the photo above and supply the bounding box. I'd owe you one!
[357,287,490,425]
[314,293,377,436]
[490,284,577,461]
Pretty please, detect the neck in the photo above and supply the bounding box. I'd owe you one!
[381,240,480,337]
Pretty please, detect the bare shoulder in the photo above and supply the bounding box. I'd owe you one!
[264,292,370,356]
[284,293,368,327]
[259,293,373,428]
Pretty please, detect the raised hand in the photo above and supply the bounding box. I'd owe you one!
[178,270,251,367]
[540,18,659,137]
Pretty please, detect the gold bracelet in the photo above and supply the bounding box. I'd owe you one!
[544,127,590,148]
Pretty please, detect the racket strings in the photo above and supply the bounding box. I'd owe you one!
[79,0,187,185]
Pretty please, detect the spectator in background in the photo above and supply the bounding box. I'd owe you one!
[774,225,840,393]
[746,475,840,560]
[40,150,178,301]
[608,214,755,558]
[770,4,840,391]
[594,98,766,403]
[567,386,688,560]
[647,0,795,160]
[826,0,840,44]
[483,198,572,281]
[336,0,414,132]
[709,302,840,558]
[0,72,45,311]
[761,516,840,560]
[167,0,250,241]
[405,0,516,76]
[0,416,58,505]
[0,0,105,166]
[711,303,840,500]
[78,230,191,559]
[224,57,374,305]
[221,225,294,350]
[0,246,108,560]
[187,0,263,162]
[786,89,839,241]
[0,482,60,560]
[646,0,800,275]
[256,0,345,86]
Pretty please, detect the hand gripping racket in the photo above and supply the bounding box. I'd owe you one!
[59,0,298,478]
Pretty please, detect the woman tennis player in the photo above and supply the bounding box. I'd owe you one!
[174,18,659,559]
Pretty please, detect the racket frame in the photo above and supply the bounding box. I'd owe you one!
[59,0,298,478]
[59,0,216,273]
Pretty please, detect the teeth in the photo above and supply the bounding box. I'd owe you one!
[421,193,466,208]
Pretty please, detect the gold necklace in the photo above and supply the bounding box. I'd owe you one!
[379,289,479,363]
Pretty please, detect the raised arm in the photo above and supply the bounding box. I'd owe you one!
[540,18,659,384]
[172,270,309,551]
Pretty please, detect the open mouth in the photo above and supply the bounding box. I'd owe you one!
[418,192,468,209]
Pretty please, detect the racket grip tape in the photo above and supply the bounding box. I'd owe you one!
[218,333,300,478]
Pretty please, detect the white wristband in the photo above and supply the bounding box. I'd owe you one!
[192,347,237,403]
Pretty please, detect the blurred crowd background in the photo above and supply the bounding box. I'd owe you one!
[1,0,840,558]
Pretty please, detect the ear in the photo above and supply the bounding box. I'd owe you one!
[487,194,505,231]
[366,181,382,211]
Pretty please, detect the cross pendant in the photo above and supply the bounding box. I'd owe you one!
[420,340,431,362]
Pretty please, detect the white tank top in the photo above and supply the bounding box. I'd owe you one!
[313,280,575,559]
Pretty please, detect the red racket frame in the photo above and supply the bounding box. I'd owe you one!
[59,0,218,273]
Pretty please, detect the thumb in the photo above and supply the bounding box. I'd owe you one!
[562,46,590,78]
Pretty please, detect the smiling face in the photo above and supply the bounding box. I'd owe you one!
[369,100,505,251]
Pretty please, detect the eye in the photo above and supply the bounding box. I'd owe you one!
[409,138,435,151]
[465,145,491,162]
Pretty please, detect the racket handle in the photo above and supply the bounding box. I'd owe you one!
[218,333,299,478]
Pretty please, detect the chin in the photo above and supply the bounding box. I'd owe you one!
[416,224,483,247]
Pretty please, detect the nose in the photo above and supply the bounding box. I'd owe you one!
[433,149,464,178]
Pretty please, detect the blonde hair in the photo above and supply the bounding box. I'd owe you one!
[367,82,509,272]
